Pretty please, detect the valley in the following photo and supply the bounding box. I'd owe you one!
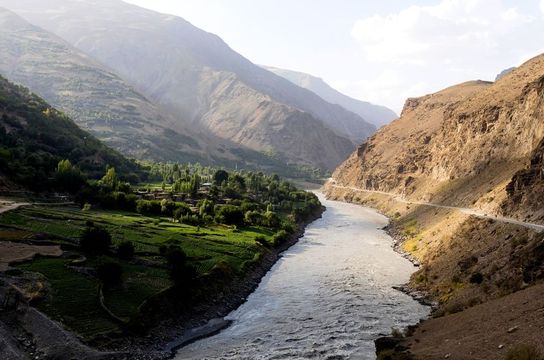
[0,0,543,359]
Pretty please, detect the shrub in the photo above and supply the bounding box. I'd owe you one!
[263,210,281,228]
[96,260,123,287]
[80,225,112,255]
[272,230,289,246]
[101,191,137,211]
[281,220,296,234]
[173,202,192,220]
[136,200,161,215]
[505,344,543,360]
[244,210,263,226]
[215,205,244,226]
[470,272,484,284]
[240,200,259,213]
[160,199,176,217]
[117,241,135,260]
[163,246,196,287]
[255,235,269,247]
[180,214,204,226]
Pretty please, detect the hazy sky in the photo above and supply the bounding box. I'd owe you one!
[124,0,544,113]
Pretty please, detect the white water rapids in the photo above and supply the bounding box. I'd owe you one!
[176,193,429,359]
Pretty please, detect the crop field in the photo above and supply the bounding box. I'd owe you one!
[1,205,275,340]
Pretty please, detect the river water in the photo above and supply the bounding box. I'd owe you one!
[175,193,429,359]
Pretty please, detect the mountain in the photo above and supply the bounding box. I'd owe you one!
[0,74,140,189]
[264,66,398,129]
[495,66,516,81]
[0,0,375,171]
[324,54,544,358]
[0,7,327,176]
[327,54,544,220]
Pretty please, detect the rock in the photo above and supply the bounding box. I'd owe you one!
[445,354,451,359]
[498,344,504,349]
[507,326,519,333]
[375,336,402,354]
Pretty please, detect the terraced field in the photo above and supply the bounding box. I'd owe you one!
[0,205,276,339]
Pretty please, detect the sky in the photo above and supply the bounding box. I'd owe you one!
[124,0,544,114]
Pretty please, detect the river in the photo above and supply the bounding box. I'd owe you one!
[175,193,429,359]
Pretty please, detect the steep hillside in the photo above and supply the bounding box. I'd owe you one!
[0,74,139,189]
[0,7,201,163]
[264,66,397,130]
[0,0,372,171]
[329,54,544,222]
[0,8,320,176]
[324,54,544,358]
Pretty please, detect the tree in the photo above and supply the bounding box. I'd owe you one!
[215,205,244,226]
[80,225,112,255]
[263,210,281,228]
[213,169,229,186]
[100,166,118,190]
[162,246,196,287]
[54,159,86,192]
[244,210,263,226]
[198,199,214,217]
[229,174,246,193]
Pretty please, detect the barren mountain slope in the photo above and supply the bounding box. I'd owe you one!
[330,54,544,220]
[264,65,398,130]
[324,54,544,358]
[0,0,373,170]
[0,7,200,163]
[0,8,315,174]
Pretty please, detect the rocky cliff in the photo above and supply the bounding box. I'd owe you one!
[329,54,544,221]
[325,54,544,358]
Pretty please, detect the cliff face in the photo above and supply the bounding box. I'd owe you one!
[325,54,544,358]
[502,137,544,221]
[330,54,544,221]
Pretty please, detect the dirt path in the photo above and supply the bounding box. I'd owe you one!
[328,182,544,232]
[0,200,30,214]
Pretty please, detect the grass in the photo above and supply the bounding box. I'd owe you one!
[3,204,278,340]
[1,205,274,273]
[16,257,119,338]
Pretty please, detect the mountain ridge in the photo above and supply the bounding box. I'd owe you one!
[324,52,544,358]
[0,7,328,176]
[0,0,376,171]
[264,65,398,130]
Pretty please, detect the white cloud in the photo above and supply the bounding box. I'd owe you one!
[348,0,544,112]
[351,0,533,65]
[541,0,544,15]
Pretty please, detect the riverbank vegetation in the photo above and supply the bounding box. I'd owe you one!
[1,162,321,342]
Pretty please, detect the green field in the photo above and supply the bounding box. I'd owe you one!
[2,205,276,340]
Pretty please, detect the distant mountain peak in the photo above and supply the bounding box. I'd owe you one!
[263,65,398,129]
